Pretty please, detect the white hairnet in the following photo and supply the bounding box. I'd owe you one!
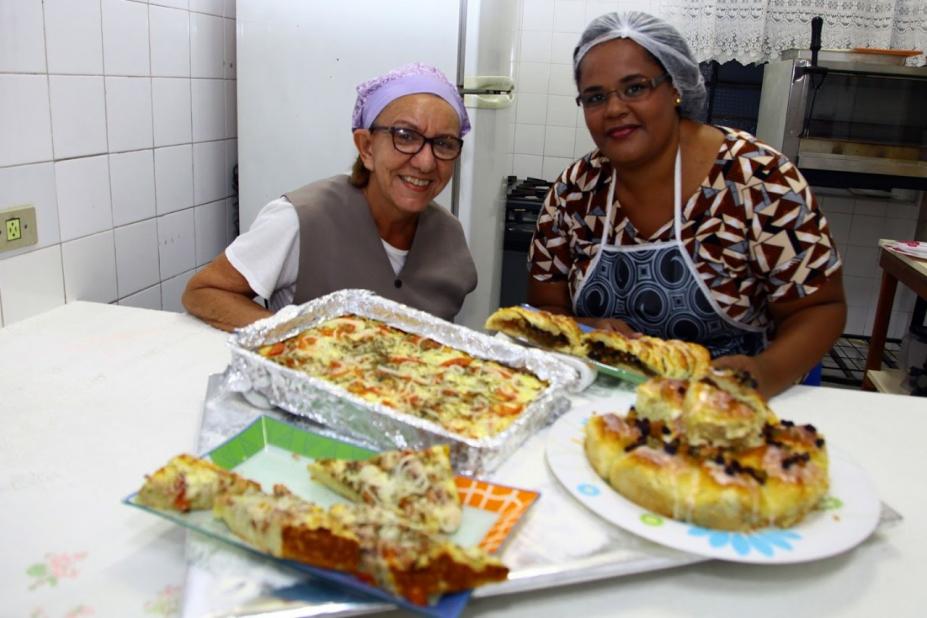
[573,12,706,119]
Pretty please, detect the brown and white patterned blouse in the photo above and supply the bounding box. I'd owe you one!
[528,127,842,331]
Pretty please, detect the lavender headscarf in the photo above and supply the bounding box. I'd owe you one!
[351,63,471,136]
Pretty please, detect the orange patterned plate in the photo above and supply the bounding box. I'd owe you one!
[455,477,538,553]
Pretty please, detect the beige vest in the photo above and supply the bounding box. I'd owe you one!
[285,175,477,321]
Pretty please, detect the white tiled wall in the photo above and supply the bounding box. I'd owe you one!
[818,190,924,339]
[513,0,632,179]
[0,0,237,326]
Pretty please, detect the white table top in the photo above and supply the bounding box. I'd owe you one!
[3,301,926,617]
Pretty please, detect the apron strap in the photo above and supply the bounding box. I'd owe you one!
[672,148,683,241]
[602,168,617,247]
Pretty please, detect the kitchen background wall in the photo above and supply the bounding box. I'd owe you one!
[510,0,925,339]
[0,0,921,340]
[0,0,237,326]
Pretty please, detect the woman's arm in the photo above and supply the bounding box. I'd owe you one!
[527,279,636,335]
[182,253,272,332]
[714,273,847,399]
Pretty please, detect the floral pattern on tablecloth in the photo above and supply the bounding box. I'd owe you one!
[144,584,181,616]
[26,552,88,590]
[30,605,94,617]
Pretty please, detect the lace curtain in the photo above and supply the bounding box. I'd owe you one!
[656,0,927,64]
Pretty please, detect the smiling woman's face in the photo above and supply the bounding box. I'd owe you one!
[577,38,678,169]
[356,93,460,219]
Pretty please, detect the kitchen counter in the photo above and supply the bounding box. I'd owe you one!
[3,301,925,617]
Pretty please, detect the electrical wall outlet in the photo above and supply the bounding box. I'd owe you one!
[6,218,21,241]
[0,205,38,253]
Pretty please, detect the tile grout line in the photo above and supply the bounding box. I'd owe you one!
[99,0,120,305]
[0,136,240,170]
[187,4,198,301]
[147,0,163,307]
[0,70,234,80]
[39,0,67,306]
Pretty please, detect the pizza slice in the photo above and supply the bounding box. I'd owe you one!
[330,503,508,606]
[215,489,507,605]
[137,453,260,512]
[213,484,361,572]
[308,445,462,534]
[484,306,586,355]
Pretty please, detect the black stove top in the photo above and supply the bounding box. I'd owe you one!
[504,176,552,251]
[505,176,551,211]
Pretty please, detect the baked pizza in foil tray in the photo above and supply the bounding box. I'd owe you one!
[226,289,577,475]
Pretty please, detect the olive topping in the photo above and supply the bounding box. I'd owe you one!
[781,419,795,427]
[781,452,811,469]
[663,439,679,455]
[744,467,768,485]
[815,438,826,448]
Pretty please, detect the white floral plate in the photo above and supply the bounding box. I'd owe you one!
[545,397,882,564]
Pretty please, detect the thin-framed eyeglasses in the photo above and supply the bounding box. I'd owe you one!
[369,126,464,161]
[575,74,671,109]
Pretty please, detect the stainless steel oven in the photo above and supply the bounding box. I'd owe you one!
[756,49,927,191]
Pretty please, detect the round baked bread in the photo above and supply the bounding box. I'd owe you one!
[584,408,829,531]
[635,371,777,449]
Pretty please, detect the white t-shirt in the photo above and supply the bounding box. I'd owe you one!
[225,197,408,312]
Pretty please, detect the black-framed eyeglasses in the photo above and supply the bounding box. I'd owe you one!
[575,74,671,109]
[369,126,464,161]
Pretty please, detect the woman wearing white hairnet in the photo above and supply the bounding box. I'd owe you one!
[527,12,846,398]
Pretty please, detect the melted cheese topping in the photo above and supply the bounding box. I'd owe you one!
[137,453,258,512]
[259,316,548,439]
[310,446,462,534]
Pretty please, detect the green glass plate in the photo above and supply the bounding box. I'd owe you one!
[587,360,648,385]
[123,415,536,617]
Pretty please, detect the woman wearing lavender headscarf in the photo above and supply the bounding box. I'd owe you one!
[183,64,477,330]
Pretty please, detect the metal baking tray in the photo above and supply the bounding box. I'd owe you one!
[225,289,578,476]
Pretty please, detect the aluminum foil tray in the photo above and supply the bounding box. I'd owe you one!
[226,289,578,475]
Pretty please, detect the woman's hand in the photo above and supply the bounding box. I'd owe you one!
[737,274,847,400]
[712,354,770,397]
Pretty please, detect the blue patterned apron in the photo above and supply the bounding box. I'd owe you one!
[573,150,766,358]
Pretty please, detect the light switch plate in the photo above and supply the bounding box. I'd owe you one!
[0,205,38,253]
